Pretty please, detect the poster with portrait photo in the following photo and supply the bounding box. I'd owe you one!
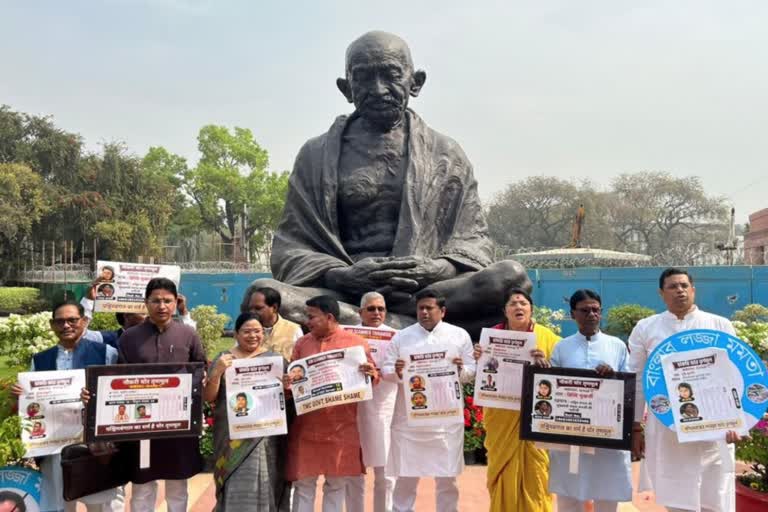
[93,260,181,313]
[660,347,748,443]
[401,345,464,427]
[17,369,85,457]
[85,362,204,442]
[289,346,372,416]
[473,328,536,410]
[224,356,287,439]
[520,366,635,450]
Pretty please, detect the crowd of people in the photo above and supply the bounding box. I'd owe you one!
[13,267,751,512]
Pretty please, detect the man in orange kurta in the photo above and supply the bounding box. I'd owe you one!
[286,295,379,512]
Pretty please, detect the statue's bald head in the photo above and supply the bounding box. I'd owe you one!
[345,31,414,74]
[337,31,426,131]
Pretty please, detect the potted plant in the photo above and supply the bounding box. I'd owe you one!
[462,383,486,464]
[735,415,768,510]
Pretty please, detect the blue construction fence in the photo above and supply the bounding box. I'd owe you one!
[179,266,768,337]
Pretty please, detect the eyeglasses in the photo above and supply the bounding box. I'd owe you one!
[575,307,602,315]
[52,317,81,327]
[365,306,386,312]
[148,299,175,306]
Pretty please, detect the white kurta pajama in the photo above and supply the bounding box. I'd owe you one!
[346,323,398,512]
[381,321,475,512]
[628,307,737,512]
[548,331,633,507]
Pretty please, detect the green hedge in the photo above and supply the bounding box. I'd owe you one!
[0,287,49,314]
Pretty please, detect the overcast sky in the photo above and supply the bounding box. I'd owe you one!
[2,1,766,222]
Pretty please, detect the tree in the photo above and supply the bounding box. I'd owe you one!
[609,171,728,264]
[486,177,614,254]
[181,125,289,262]
[0,163,49,281]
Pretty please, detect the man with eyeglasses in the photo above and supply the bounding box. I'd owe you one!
[547,289,631,512]
[101,277,205,512]
[240,286,302,360]
[628,268,742,512]
[12,300,123,512]
[346,292,398,512]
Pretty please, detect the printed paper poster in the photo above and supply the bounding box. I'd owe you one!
[473,328,536,410]
[225,356,287,439]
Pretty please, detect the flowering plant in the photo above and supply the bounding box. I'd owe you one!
[0,312,58,368]
[532,306,565,336]
[736,415,768,493]
[463,382,485,452]
[732,304,768,360]
[200,400,215,459]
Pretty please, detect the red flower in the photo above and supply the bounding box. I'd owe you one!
[465,396,474,406]
[475,410,484,423]
[474,427,484,437]
[464,409,471,427]
[205,417,214,427]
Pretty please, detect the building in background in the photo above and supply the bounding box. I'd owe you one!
[745,208,768,264]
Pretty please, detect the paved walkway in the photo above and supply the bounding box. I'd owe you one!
[103,462,670,511]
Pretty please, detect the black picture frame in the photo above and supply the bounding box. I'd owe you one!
[519,365,636,450]
[85,362,204,443]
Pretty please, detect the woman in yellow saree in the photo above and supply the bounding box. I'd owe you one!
[474,287,560,512]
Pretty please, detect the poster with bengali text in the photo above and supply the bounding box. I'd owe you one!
[93,260,181,313]
[520,366,635,450]
[661,347,748,443]
[473,328,536,410]
[289,346,372,416]
[401,346,464,427]
[93,371,193,439]
[341,326,396,368]
[225,356,287,439]
[18,369,85,457]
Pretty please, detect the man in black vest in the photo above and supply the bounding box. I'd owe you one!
[12,300,123,512]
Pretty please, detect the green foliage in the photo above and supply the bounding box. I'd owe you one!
[736,419,768,493]
[0,288,45,314]
[181,125,289,261]
[0,312,58,368]
[462,382,485,452]
[532,306,565,336]
[191,305,230,358]
[733,304,768,325]
[605,304,655,339]
[732,304,768,359]
[0,415,25,467]
[88,312,120,332]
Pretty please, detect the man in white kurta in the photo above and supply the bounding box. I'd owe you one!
[629,268,738,512]
[549,289,632,512]
[345,292,398,512]
[381,290,475,512]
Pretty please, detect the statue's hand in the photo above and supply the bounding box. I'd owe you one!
[325,257,393,296]
[369,257,457,289]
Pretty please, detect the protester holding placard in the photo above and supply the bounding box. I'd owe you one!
[12,300,123,512]
[471,287,559,512]
[382,289,475,512]
[345,291,398,512]
[284,295,378,512]
[203,312,291,511]
[108,277,206,512]
[548,289,631,512]
[629,268,743,512]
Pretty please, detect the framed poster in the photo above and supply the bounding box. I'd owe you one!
[643,329,768,443]
[84,362,204,443]
[520,365,636,450]
[93,260,181,313]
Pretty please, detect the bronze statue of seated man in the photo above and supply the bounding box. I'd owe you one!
[253,31,530,336]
